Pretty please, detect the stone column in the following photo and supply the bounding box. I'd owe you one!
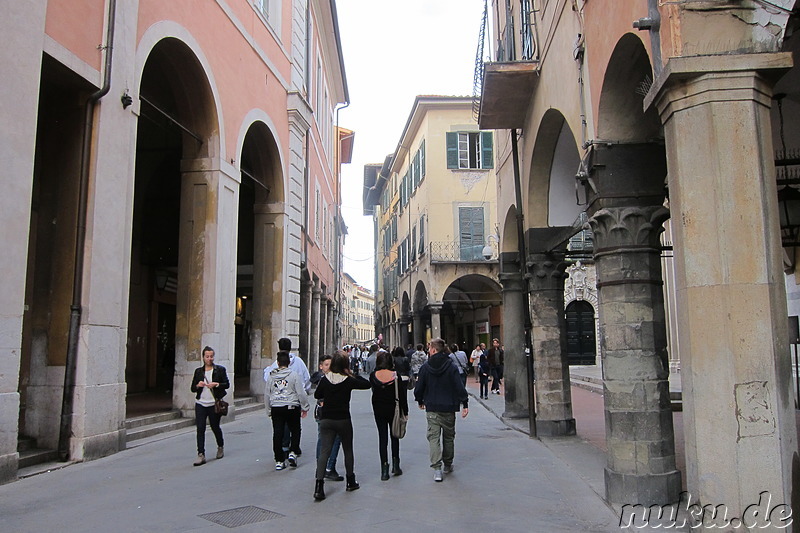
[648,53,797,515]
[586,143,680,506]
[429,303,443,340]
[498,264,528,419]
[412,313,423,346]
[399,315,411,348]
[326,299,335,354]
[527,251,574,436]
[310,286,321,370]
[250,201,285,400]
[0,0,47,482]
[299,278,312,363]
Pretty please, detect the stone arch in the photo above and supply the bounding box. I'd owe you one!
[597,33,661,142]
[237,117,286,396]
[135,22,224,160]
[501,206,518,255]
[441,274,502,347]
[528,109,583,228]
[127,32,226,418]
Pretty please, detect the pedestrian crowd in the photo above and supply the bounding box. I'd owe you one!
[190,336,505,501]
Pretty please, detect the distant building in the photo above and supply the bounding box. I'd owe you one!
[340,273,375,346]
[364,96,499,350]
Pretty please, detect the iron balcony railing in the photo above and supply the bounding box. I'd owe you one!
[430,240,494,262]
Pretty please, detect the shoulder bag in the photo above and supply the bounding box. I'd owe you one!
[391,378,408,439]
[208,371,229,416]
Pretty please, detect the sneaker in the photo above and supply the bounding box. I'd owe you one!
[288,452,297,467]
[216,447,224,459]
[443,464,453,474]
[433,469,443,482]
[275,461,286,470]
[193,453,206,466]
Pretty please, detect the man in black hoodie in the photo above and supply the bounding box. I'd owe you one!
[413,337,469,482]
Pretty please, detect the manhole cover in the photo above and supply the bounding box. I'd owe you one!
[199,506,283,528]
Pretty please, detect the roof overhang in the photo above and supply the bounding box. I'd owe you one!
[478,61,539,130]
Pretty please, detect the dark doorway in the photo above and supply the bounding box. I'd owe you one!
[566,301,596,365]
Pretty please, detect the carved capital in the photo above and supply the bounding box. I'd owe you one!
[587,206,669,250]
[526,253,569,291]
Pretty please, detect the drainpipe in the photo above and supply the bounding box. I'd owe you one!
[510,129,536,438]
[59,0,116,461]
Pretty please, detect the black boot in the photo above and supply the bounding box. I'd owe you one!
[313,479,325,501]
[391,457,403,476]
[380,462,390,481]
[345,474,360,492]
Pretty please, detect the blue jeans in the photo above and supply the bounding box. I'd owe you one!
[316,419,341,471]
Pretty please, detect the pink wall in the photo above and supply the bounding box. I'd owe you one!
[45,0,105,71]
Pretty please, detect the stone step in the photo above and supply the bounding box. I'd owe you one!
[18,448,58,469]
[17,436,36,453]
[125,410,182,430]
[124,397,260,444]
[126,417,195,442]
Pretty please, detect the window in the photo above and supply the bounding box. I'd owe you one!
[315,188,321,241]
[446,131,494,170]
[418,215,425,256]
[411,225,417,262]
[459,206,485,261]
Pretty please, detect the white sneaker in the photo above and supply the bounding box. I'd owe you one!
[287,452,297,467]
[433,469,443,482]
[275,461,286,470]
[443,464,453,474]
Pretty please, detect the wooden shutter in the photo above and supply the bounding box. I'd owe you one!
[459,207,485,260]
[446,132,458,169]
[481,131,494,169]
[421,139,426,178]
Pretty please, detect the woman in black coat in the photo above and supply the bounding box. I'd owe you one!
[313,352,370,500]
[370,351,409,480]
[190,346,229,466]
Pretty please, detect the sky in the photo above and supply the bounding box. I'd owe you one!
[335,0,488,292]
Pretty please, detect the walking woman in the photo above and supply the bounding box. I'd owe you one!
[190,346,229,466]
[314,352,370,500]
[370,351,409,480]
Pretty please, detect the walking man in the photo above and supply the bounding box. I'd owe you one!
[414,338,469,482]
[487,338,504,395]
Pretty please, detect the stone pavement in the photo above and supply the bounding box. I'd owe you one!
[0,376,686,533]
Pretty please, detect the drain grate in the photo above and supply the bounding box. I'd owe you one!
[199,506,283,528]
[226,430,252,435]
[476,434,504,439]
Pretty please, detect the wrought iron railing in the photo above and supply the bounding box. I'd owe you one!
[430,241,491,262]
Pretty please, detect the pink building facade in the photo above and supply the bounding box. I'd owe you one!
[0,0,348,482]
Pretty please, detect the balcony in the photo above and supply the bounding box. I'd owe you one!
[473,0,540,130]
[429,241,496,263]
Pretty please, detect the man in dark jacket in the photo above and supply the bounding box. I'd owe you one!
[414,337,469,482]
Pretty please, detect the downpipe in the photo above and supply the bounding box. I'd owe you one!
[58,0,116,461]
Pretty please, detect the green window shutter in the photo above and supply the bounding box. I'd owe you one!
[421,139,426,177]
[481,131,494,169]
[446,132,458,169]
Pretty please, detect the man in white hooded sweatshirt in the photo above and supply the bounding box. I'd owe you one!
[266,351,310,470]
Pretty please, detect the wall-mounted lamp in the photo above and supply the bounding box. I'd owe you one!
[155,270,169,292]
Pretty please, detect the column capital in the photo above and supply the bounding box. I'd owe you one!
[645,52,793,123]
[588,205,669,251]
[427,302,443,314]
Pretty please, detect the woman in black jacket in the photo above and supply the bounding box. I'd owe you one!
[370,351,409,480]
[313,352,370,500]
[190,346,229,466]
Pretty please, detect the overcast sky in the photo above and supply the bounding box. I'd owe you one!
[335,0,488,292]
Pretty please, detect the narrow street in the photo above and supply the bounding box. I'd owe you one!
[1,386,626,533]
